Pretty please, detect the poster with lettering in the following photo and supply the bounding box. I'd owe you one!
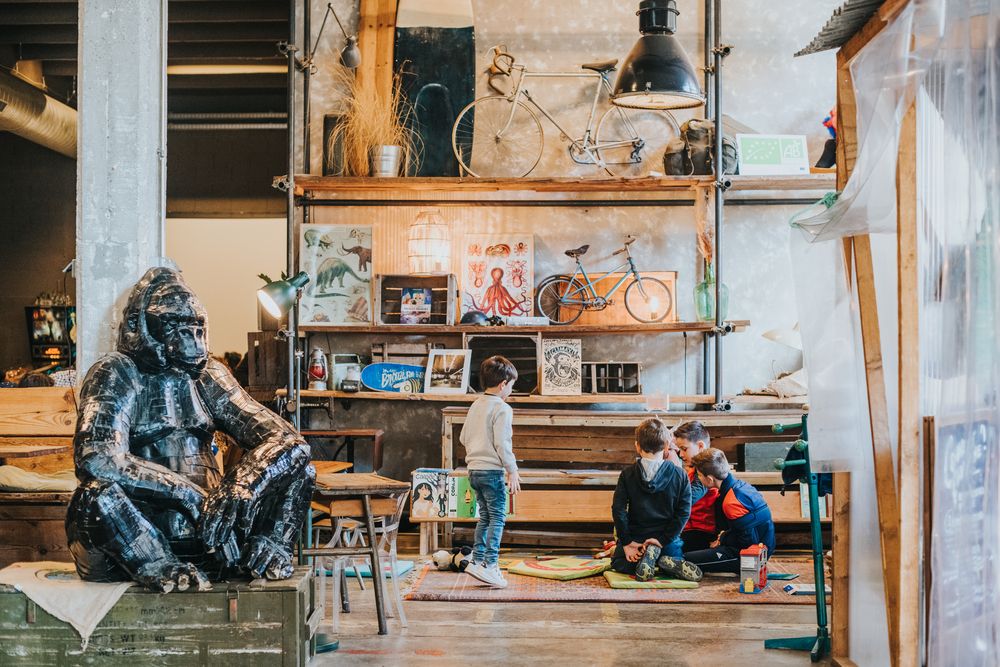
[541,338,582,395]
[299,225,372,326]
[462,234,533,320]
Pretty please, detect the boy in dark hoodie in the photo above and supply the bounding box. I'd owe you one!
[610,418,703,582]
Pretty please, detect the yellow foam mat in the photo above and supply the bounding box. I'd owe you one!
[508,557,611,581]
[604,571,699,589]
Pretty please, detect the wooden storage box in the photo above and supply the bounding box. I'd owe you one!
[374,274,457,325]
[581,361,642,394]
[371,341,444,367]
[462,333,540,394]
[0,567,315,666]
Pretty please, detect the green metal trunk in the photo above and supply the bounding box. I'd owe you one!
[0,567,316,666]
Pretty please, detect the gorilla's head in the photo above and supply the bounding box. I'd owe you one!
[118,267,210,375]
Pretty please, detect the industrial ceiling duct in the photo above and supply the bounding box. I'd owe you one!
[0,68,77,158]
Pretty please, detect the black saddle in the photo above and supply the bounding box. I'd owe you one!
[581,59,618,73]
[565,245,590,258]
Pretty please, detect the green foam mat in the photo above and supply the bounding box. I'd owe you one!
[604,571,700,589]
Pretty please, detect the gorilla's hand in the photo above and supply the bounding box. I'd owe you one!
[136,561,212,593]
[242,535,294,580]
[199,480,259,551]
[176,480,207,525]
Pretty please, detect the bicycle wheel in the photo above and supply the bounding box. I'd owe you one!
[624,276,673,323]
[452,96,544,178]
[536,277,586,325]
[595,106,679,178]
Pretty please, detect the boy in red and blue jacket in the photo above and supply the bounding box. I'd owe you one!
[674,421,719,552]
[683,447,775,574]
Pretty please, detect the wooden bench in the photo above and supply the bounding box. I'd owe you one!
[0,387,77,567]
[415,407,824,553]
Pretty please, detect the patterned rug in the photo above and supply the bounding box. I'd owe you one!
[405,557,817,605]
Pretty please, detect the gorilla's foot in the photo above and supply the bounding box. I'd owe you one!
[242,535,294,580]
[136,561,213,593]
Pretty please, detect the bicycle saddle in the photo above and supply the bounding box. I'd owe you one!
[581,59,618,73]
[565,245,590,258]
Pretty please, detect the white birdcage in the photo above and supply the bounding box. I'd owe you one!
[407,210,451,274]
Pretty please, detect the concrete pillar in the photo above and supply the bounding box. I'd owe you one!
[76,1,168,374]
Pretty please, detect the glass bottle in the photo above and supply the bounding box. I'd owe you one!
[694,262,729,321]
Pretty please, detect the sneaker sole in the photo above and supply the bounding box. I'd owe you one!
[657,556,703,582]
[467,565,508,588]
[635,545,661,582]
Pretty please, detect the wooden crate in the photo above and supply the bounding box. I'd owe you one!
[462,333,540,394]
[0,493,71,568]
[568,271,677,325]
[374,274,457,325]
[370,341,444,367]
[581,361,642,394]
[0,567,315,666]
[247,331,288,393]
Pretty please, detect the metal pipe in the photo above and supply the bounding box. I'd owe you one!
[703,0,714,118]
[702,332,711,395]
[286,0,299,429]
[0,68,76,157]
[303,0,312,173]
[167,123,287,131]
[712,0,724,408]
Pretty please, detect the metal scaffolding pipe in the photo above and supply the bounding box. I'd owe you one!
[712,0,725,409]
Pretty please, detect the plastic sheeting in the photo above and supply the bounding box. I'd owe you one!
[789,0,999,663]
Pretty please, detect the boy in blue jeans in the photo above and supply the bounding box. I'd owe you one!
[460,356,521,588]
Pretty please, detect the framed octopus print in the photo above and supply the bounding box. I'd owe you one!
[461,233,533,321]
[299,224,372,327]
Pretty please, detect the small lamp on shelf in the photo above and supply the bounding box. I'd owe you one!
[408,210,452,274]
[258,271,311,318]
[612,0,704,110]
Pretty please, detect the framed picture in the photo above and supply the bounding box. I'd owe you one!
[541,338,582,395]
[735,134,810,175]
[462,233,533,320]
[299,224,372,326]
[424,348,471,394]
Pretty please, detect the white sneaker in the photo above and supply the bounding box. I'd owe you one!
[477,564,509,589]
[464,562,486,580]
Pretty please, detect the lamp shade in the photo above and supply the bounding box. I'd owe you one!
[408,210,451,274]
[612,0,705,110]
[257,271,310,318]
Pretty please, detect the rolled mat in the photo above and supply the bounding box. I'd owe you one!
[507,557,610,581]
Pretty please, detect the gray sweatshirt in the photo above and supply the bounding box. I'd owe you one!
[461,394,518,473]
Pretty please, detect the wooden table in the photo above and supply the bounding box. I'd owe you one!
[304,473,410,636]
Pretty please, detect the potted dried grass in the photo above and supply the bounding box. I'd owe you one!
[327,66,420,177]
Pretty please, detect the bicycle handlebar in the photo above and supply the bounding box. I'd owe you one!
[491,46,515,76]
[613,236,637,256]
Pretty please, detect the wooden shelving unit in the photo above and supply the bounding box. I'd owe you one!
[298,320,749,335]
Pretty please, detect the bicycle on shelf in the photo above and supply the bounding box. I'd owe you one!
[536,235,673,324]
[451,45,679,179]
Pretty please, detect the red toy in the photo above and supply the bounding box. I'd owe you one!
[739,543,769,594]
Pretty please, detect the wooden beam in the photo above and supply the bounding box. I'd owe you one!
[374,0,398,102]
[354,0,380,94]
[895,101,920,667]
[853,233,901,667]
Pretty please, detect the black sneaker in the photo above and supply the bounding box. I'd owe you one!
[657,555,703,582]
[634,544,661,582]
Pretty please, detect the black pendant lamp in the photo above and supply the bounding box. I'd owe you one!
[612,0,705,110]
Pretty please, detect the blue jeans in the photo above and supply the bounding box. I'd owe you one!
[469,470,507,567]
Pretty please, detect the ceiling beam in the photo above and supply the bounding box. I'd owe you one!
[0,21,286,45]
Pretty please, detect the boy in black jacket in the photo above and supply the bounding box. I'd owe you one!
[610,418,703,582]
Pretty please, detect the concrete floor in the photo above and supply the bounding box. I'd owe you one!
[314,570,831,666]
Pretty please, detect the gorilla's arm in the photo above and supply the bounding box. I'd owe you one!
[197,359,311,549]
[74,354,206,521]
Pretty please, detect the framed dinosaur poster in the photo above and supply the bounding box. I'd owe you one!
[461,233,533,321]
[299,224,372,327]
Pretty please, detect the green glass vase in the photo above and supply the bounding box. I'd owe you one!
[694,263,729,321]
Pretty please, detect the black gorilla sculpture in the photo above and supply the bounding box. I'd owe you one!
[66,267,315,592]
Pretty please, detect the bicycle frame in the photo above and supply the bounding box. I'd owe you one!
[559,255,642,306]
[496,65,644,165]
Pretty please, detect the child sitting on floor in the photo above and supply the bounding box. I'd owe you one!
[460,355,522,589]
[610,418,703,582]
[684,448,775,574]
[674,421,720,552]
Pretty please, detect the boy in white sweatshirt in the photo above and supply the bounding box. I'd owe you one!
[460,355,521,588]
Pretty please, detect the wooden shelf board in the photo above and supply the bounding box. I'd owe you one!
[294,390,715,405]
[289,174,835,198]
[299,320,749,335]
[292,175,712,196]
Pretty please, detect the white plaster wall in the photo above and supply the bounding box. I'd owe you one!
[165,218,286,356]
